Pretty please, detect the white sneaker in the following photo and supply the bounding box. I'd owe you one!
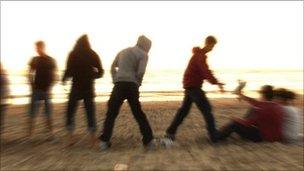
[160,137,174,148]
[99,141,110,151]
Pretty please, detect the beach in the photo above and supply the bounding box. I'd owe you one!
[1,97,303,170]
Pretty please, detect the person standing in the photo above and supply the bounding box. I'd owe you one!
[0,63,10,133]
[27,41,57,139]
[163,36,225,146]
[62,34,104,147]
[99,35,154,150]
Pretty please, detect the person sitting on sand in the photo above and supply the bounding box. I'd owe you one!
[218,85,284,142]
[162,35,225,147]
[273,88,301,144]
[62,34,104,147]
[27,41,57,140]
[99,35,155,151]
[243,85,274,119]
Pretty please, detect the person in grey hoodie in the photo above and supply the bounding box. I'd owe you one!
[99,35,154,150]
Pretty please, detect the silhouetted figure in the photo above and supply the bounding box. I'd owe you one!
[27,41,57,139]
[62,34,104,147]
[99,35,155,150]
[273,88,301,144]
[0,63,10,132]
[163,36,225,147]
[218,85,284,142]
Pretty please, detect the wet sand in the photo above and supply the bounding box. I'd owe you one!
[1,98,303,170]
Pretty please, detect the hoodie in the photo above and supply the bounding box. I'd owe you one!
[111,35,152,86]
[62,35,104,95]
[182,47,218,89]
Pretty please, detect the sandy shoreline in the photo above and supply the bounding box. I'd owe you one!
[1,98,303,170]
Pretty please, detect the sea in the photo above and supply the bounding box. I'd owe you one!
[3,69,303,105]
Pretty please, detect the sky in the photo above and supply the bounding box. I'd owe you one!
[1,1,303,71]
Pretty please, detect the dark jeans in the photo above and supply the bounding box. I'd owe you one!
[29,89,52,118]
[66,90,97,133]
[219,121,262,142]
[0,104,6,133]
[99,82,154,145]
[166,87,218,142]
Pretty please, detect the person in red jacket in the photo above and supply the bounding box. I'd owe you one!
[218,85,284,142]
[163,36,225,145]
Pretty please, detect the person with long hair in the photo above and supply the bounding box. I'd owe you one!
[62,34,104,147]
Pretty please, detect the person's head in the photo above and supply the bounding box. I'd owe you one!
[136,35,152,53]
[203,35,217,52]
[35,41,46,56]
[273,88,296,105]
[258,85,274,101]
[73,34,91,52]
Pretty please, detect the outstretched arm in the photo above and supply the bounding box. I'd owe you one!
[236,91,266,109]
[199,58,225,92]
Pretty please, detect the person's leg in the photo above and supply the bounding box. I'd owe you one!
[218,121,262,142]
[126,83,154,145]
[99,84,125,143]
[66,92,78,146]
[166,92,192,139]
[44,93,54,137]
[234,124,262,142]
[0,104,5,134]
[218,121,239,140]
[189,88,218,142]
[83,96,97,146]
[28,91,39,138]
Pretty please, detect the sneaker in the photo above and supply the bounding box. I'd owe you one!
[99,140,111,151]
[144,139,157,151]
[160,137,174,148]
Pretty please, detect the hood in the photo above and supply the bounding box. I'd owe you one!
[136,35,152,53]
[192,47,203,54]
[73,34,91,52]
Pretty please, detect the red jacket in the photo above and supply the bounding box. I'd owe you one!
[234,96,284,142]
[183,47,218,89]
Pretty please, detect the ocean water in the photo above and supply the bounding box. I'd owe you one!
[4,69,303,104]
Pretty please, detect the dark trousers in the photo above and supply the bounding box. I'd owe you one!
[66,90,97,133]
[0,104,6,133]
[219,121,262,142]
[166,88,218,141]
[99,82,154,145]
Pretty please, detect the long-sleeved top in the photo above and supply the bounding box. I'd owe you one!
[183,47,218,89]
[0,66,9,104]
[282,106,300,143]
[62,49,103,97]
[111,36,151,86]
[234,95,284,142]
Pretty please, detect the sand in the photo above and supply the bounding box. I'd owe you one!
[1,98,303,170]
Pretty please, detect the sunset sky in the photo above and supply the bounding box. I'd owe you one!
[1,1,303,71]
